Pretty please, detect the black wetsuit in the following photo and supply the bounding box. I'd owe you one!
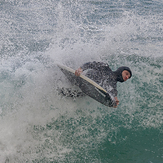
[59,62,132,98]
[80,61,118,97]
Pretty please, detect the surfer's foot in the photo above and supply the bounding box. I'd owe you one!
[57,88,85,98]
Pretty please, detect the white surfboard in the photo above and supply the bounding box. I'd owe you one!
[58,64,116,107]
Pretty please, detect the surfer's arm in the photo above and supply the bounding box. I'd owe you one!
[75,67,83,76]
[108,90,119,108]
[75,62,94,76]
[104,81,119,107]
[114,96,119,108]
[80,61,110,71]
[75,62,95,76]
[75,61,109,76]
[75,61,110,76]
[110,89,119,108]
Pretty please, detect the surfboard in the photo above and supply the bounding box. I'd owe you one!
[57,64,116,107]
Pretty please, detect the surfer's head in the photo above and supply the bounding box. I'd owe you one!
[114,66,132,82]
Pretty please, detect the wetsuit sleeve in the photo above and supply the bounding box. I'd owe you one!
[104,85,118,97]
[104,80,118,97]
[80,61,110,71]
[110,88,118,97]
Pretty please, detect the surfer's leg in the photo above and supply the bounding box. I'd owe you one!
[57,88,85,97]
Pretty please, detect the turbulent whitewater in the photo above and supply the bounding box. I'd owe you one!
[0,0,163,162]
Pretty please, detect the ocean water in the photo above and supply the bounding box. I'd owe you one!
[0,0,163,162]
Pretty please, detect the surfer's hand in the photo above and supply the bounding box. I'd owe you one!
[75,68,83,76]
[114,97,119,108]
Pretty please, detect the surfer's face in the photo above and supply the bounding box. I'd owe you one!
[122,70,131,82]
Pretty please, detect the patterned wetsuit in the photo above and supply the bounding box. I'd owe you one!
[80,61,118,97]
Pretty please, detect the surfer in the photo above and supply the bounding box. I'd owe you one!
[75,61,132,108]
